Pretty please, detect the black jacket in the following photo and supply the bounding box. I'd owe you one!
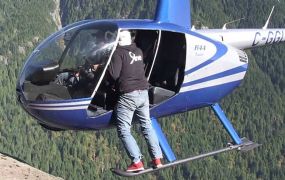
[107,43,149,93]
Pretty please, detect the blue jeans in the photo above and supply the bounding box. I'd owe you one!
[115,90,163,163]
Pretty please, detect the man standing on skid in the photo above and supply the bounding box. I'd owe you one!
[107,30,163,172]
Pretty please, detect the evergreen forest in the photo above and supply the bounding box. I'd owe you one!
[0,0,284,179]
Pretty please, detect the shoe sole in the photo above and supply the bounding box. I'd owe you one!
[153,164,163,168]
[126,167,145,172]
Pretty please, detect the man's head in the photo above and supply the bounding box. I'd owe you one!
[118,30,132,46]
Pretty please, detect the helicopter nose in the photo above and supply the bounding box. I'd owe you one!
[16,86,31,117]
[16,84,24,103]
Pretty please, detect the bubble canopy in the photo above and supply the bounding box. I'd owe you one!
[18,22,118,101]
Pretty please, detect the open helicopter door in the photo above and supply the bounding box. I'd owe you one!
[87,29,161,115]
[87,29,186,115]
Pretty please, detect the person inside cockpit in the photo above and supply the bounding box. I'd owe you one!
[54,52,104,98]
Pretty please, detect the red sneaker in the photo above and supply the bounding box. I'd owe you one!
[152,158,163,168]
[126,161,144,172]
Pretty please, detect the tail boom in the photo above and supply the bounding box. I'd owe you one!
[196,29,285,50]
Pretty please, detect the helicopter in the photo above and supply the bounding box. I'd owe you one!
[16,0,285,176]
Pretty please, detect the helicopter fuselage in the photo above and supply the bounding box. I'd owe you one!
[16,19,248,130]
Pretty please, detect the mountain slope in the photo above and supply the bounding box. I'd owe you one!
[0,153,63,180]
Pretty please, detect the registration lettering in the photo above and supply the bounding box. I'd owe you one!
[252,30,284,46]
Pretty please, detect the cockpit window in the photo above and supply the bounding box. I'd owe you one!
[60,29,115,69]
[19,22,118,101]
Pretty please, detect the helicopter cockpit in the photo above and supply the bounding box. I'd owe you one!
[18,22,118,102]
[17,21,186,118]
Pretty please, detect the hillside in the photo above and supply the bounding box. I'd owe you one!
[0,153,63,180]
[0,0,284,179]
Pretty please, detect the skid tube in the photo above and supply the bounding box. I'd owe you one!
[111,138,260,177]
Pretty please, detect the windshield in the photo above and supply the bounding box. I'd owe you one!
[19,22,118,101]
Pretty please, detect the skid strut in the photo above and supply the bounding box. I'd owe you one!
[211,103,243,145]
[152,103,245,162]
[151,117,176,162]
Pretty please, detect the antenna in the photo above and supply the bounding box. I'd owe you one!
[262,6,275,29]
[222,18,245,30]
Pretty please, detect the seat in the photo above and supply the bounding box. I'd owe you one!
[148,86,175,104]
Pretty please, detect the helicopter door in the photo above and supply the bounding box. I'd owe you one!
[134,30,161,79]
[88,30,161,114]
[87,30,186,115]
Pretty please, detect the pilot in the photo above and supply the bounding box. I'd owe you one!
[54,57,102,98]
[107,30,163,172]
[78,59,100,83]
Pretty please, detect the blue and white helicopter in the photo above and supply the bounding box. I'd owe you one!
[16,0,285,176]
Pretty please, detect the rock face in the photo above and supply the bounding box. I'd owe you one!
[51,0,62,30]
[0,153,63,180]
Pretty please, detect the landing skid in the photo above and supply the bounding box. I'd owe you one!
[111,138,260,177]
